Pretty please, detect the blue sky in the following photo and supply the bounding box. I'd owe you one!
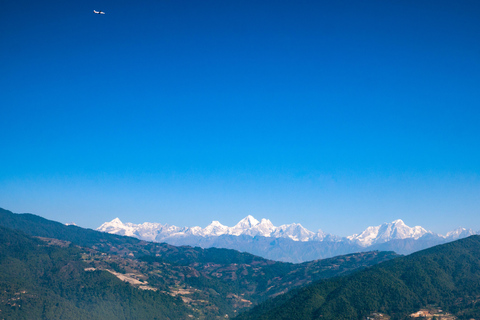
[1,0,479,236]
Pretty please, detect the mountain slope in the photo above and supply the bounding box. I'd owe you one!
[0,226,189,320]
[236,235,480,320]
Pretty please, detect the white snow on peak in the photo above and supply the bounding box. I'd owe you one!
[260,218,273,226]
[348,219,429,247]
[272,223,315,241]
[445,227,476,240]
[446,227,466,237]
[111,217,123,225]
[97,215,325,242]
[255,218,275,232]
[236,215,260,228]
[202,221,228,236]
[238,218,273,237]
[97,217,136,237]
[347,225,380,245]
[97,215,475,247]
[97,217,123,230]
[230,215,260,236]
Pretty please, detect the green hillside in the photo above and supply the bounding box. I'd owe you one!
[236,235,480,320]
[0,226,188,319]
[0,208,398,318]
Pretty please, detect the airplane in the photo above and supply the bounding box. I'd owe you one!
[93,10,105,14]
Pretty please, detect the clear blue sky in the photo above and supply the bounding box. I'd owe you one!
[1,0,479,236]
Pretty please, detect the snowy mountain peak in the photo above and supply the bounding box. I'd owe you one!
[230,215,260,235]
[209,220,225,227]
[97,217,136,238]
[202,220,228,236]
[111,217,123,225]
[272,223,315,241]
[98,217,124,230]
[348,219,429,247]
[237,215,260,227]
[258,218,274,228]
[446,227,475,240]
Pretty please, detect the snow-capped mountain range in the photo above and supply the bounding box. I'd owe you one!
[97,216,478,262]
[98,215,328,243]
[347,219,431,246]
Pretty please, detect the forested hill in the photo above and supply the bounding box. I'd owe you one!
[0,226,189,319]
[236,235,480,320]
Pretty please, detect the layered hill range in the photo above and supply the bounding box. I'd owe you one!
[0,207,398,319]
[98,215,478,263]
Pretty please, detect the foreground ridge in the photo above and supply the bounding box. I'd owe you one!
[236,235,480,320]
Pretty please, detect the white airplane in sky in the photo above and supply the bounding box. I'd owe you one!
[93,10,105,14]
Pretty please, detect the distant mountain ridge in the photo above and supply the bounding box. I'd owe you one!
[347,219,430,246]
[98,216,478,262]
[98,215,330,243]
